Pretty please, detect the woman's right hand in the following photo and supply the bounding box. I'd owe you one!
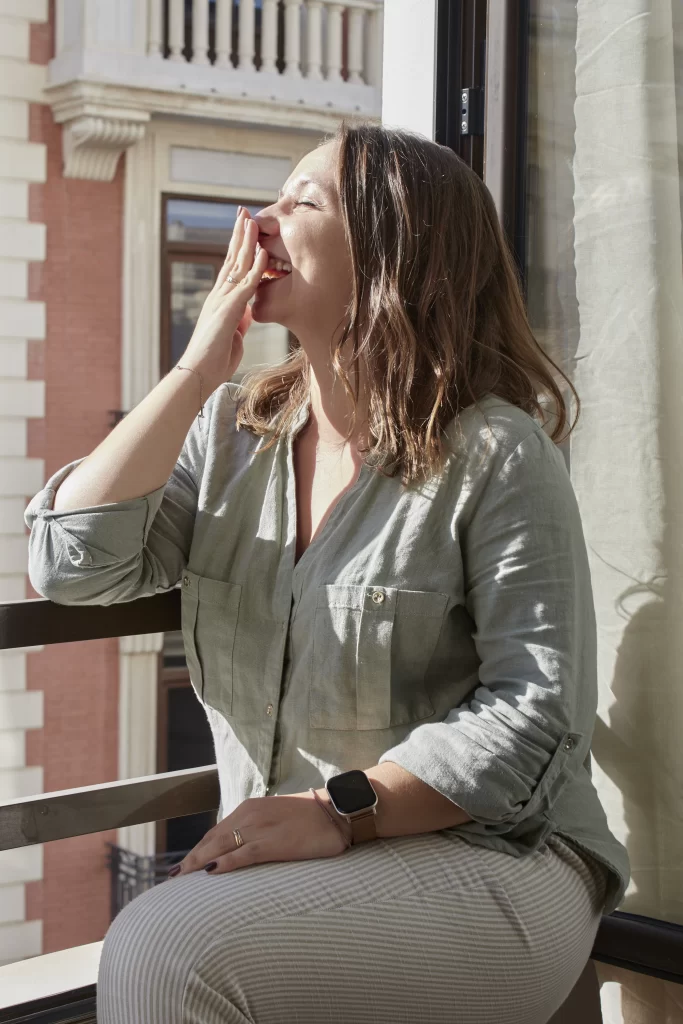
[181,208,269,389]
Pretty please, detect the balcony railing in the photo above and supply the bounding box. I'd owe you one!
[0,592,682,1022]
[48,0,385,127]
[106,843,190,921]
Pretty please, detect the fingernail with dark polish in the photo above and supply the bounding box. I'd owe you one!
[205,861,218,873]
[168,864,181,878]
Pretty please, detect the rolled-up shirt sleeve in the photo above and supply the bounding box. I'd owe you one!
[24,414,205,607]
[379,427,596,838]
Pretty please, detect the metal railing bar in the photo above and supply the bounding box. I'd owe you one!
[0,592,181,651]
[0,766,219,851]
[592,910,683,986]
[0,988,96,1024]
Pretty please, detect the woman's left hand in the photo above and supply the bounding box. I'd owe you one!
[168,791,352,878]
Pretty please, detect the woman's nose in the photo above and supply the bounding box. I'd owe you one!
[251,212,278,241]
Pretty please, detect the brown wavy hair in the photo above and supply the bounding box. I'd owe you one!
[235,120,579,485]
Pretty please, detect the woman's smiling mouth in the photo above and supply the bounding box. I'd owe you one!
[258,255,293,284]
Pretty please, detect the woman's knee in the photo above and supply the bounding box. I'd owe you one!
[97,874,212,1023]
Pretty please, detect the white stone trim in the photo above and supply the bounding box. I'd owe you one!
[0,60,46,103]
[0,221,46,261]
[0,578,25,601]
[0,765,43,801]
[0,340,27,377]
[0,691,43,731]
[0,380,44,418]
[116,632,163,856]
[0,652,26,690]
[0,497,27,532]
[0,732,26,767]
[0,261,28,298]
[0,845,42,885]
[0,17,30,61]
[0,885,24,924]
[0,98,29,140]
[0,0,47,21]
[0,0,47,963]
[0,138,46,182]
[0,182,29,220]
[0,534,29,574]
[0,920,42,963]
[0,456,45,494]
[0,299,45,339]
[46,77,374,142]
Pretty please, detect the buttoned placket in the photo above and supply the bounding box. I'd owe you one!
[260,403,311,796]
[260,401,377,796]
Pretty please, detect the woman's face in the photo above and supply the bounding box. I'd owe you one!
[250,140,354,357]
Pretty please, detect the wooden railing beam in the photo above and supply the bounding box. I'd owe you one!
[0,591,181,651]
[0,766,219,851]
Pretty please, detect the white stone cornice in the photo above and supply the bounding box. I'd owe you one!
[44,78,378,142]
[61,114,147,182]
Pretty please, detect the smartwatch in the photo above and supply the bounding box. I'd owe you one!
[325,769,378,844]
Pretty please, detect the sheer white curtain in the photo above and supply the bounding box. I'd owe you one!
[527,1,683,1020]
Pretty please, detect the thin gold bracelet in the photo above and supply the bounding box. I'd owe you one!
[176,364,204,421]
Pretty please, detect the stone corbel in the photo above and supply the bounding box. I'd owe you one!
[62,113,148,182]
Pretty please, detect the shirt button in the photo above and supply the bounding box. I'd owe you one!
[266,703,274,716]
[563,737,576,752]
[371,590,385,604]
[182,576,190,587]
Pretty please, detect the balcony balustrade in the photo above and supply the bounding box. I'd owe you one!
[46,0,384,179]
[0,593,680,1021]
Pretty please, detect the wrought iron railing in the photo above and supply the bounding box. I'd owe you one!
[106,843,190,920]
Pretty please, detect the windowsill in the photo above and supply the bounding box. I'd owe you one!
[0,941,102,1011]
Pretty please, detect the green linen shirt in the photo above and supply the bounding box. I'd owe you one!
[25,385,629,913]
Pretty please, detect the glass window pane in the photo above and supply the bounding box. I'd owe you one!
[168,260,290,378]
[523,0,683,937]
[166,198,263,246]
[170,261,216,369]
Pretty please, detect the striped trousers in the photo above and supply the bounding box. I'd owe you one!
[97,831,607,1023]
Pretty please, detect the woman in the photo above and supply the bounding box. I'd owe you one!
[26,122,629,1023]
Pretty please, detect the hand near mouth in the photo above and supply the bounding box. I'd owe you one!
[179,207,268,389]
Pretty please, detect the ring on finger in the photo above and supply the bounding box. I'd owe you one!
[233,828,244,848]
[227,274,240,284]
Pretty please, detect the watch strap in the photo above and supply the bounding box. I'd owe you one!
[349,806,377,844]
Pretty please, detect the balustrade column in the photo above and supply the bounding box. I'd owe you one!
[147,0,163,57]
[325,3,344,83]
[305,0,323,80]
[215,0,233,67]
[366,3,384,88]
[168,0,185,61]
[192,0,210,64]
[283,0,303,78]
[347,5,364,84]
[261,0,279,73]
[238,0,256,72]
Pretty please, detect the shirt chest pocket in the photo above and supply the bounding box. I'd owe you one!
[310,585,448,731]
[180,569,242,717]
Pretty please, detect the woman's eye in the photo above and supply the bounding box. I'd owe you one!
[296,200,317,208]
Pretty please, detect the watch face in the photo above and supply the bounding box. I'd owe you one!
[326,770,377,815]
